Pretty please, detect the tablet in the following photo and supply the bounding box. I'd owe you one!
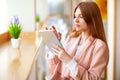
[39,30,63,50]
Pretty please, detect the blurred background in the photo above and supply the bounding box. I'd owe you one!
[0,0,119,80]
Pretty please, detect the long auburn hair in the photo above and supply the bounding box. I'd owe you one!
[69,1,107,44]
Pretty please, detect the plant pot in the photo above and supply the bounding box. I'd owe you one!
[11,38,21,48]
[36,22,39,31]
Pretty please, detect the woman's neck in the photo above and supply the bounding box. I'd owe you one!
[80,32,89,45]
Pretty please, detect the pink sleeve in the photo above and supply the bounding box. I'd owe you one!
[71,42,109,80]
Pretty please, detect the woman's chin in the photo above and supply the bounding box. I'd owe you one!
[75,28,81,32]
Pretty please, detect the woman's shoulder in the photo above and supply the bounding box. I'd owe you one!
[92,38,109,63]
[93,38,109,53]
[94,38,107,47]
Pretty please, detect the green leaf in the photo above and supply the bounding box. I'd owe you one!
[8,23,22,39]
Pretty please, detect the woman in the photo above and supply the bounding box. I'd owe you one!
[46,1,109,80]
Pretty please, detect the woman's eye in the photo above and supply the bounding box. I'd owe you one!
[74,15,83,19]
[79,16,83,18]
[74,16,77,18]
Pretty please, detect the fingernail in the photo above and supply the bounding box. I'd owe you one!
[52,26,55,29]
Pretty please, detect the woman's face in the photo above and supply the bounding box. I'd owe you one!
[74,8,88,32]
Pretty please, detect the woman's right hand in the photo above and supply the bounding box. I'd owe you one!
[45,26,62,41]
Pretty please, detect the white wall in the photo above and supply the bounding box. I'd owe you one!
[0,0,8,33]
[36,0,49,21]
[116,0,120,79]
[7,0,35,31]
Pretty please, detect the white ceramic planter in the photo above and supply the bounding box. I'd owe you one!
[11,38,21,48]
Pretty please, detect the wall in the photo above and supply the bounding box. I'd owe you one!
[7,0,35,31]
[0,0,8,33]
[36,0,49,21]
[116,0,120,79]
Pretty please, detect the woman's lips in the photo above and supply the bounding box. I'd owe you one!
[75,24,80,27]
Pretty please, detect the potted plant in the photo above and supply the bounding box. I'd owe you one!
[36,14,40,23]
[35,14,40,30]
[8,16,22,48]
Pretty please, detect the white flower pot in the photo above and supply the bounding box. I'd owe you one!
[11,38,21,48]
[36,22,39,30]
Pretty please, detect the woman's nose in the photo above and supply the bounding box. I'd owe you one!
[74,18,79,23]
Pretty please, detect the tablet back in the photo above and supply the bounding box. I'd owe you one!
[39,30,63,50]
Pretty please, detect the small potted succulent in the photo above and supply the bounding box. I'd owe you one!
[36,14,40,30]
[8,16,22,48]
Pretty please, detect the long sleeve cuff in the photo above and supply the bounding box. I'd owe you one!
[67,58,77,76]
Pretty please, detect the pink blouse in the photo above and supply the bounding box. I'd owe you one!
[46,35,109,80]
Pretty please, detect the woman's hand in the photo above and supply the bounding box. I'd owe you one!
[52,44,72,64]
[45,26,62,41]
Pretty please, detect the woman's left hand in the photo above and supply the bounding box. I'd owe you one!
[52,44,72,64]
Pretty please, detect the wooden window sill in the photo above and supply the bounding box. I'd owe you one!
[0,32,39,80]
[0,32,10,45]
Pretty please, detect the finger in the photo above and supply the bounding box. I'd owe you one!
[58,50,64,58]
[49,26,56,31]
[52,44,60,51]
[57,32,62,40]
[45,27,48,30]
[51,26,58,35]
[51,47,59,55]
[51,26,56,31]
[51,26,62,41]
[53,44,63,51]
